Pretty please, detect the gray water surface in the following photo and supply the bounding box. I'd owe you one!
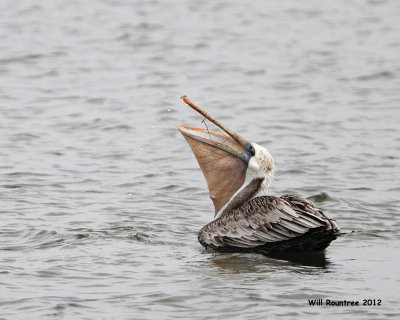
[1,0,400,319]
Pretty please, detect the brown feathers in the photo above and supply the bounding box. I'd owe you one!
[198,195,340,252]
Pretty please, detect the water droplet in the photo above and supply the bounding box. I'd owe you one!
[167,108,171,112]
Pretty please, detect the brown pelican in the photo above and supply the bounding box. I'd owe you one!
[178,96,340,254]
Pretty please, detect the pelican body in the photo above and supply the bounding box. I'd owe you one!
[178,96,340,254]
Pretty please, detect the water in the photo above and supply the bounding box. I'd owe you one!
[1,0,399,319]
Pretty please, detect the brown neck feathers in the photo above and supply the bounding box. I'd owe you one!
[221,177,264,216]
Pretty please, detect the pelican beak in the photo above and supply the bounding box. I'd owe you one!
[178,96,251,215]
[178,125,248,162]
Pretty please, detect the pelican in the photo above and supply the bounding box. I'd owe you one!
[178,96,340,254]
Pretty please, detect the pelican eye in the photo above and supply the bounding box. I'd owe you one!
[249,145,255,156]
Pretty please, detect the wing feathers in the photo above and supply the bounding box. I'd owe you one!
[199,195,339,250]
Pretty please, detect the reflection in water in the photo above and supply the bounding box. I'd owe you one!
[265,250,329,268]
[211,253,270,274]
[211,250,329,274]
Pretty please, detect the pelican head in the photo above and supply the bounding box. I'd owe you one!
[178,96,274,217]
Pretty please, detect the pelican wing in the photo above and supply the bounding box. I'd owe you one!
[199,196,337,250]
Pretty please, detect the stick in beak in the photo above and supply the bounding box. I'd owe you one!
[181,95,249,146]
